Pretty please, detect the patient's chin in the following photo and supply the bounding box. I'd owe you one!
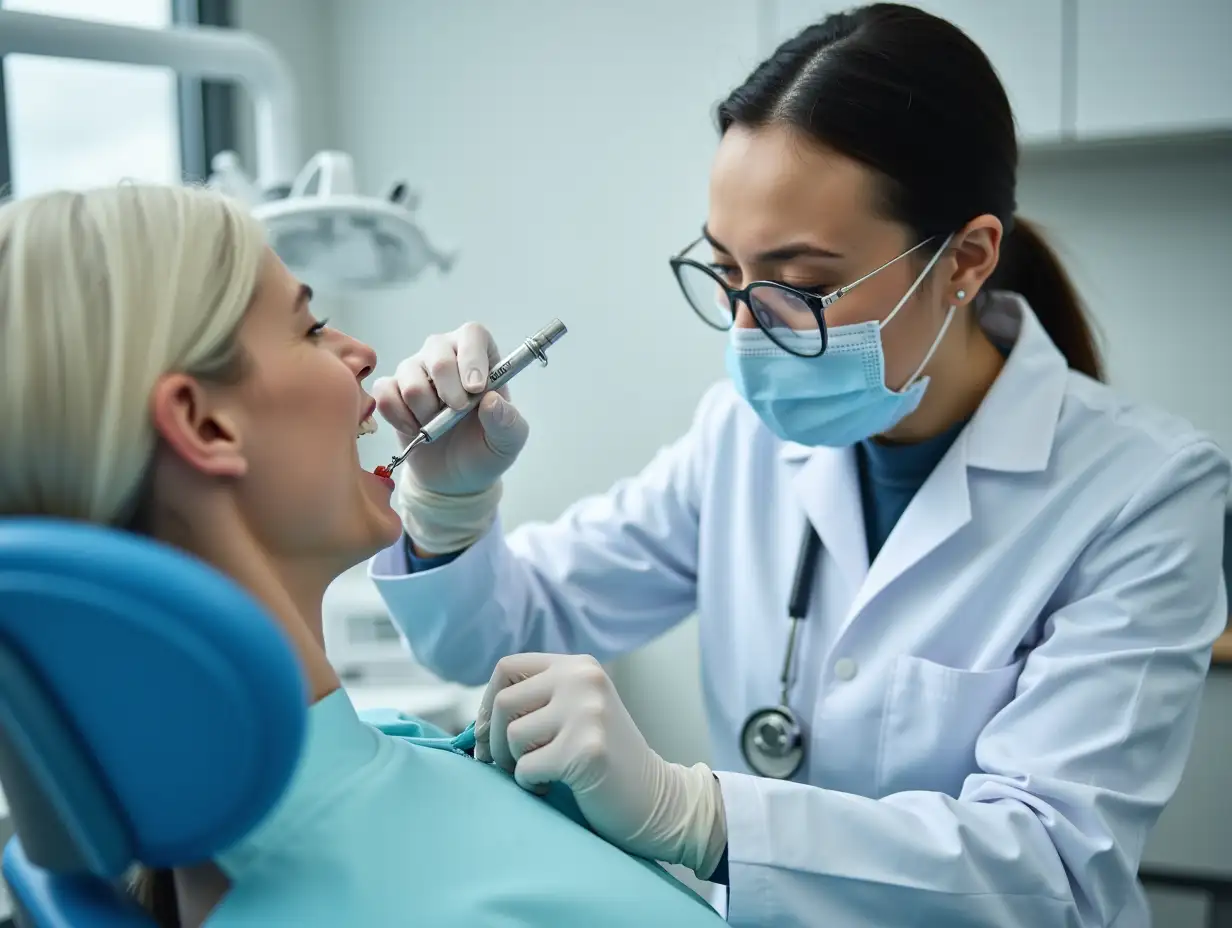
[376,518,403,551]
[282,478,403,578]
[366,487,405,547]
[339,513,403,573]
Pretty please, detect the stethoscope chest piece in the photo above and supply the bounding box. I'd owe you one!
[739,521,822,781]
[740,704,805,780]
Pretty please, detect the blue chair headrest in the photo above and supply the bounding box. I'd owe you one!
[0,518,307,879]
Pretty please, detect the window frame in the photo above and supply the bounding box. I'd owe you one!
[0,0,237,192]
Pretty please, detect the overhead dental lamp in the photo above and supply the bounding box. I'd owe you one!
[210,149,455,291]
[0,9,454,291]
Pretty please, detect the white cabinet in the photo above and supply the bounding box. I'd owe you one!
[766,0,1067,143]
[1074,0,1232,139]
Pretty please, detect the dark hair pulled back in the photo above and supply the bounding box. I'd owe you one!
[717,3,1102,379]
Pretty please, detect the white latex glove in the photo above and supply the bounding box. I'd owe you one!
[372,323,529,553]
[474,653,728,879]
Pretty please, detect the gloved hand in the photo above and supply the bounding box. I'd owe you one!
[474,653,728,879]
[372,323,529,553]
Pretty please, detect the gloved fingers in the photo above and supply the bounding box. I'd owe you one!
[512,738,567,795]
[504,702,561,761]
[377,322,504,447]
[489,673,555,774]
[420,332,472,411]
[479,654,558,772]
[373,361,428,445]
[453,321,501,392]
[477,654,556,732]
[473,720,492,764]
[386,353,443,432]
[476,392,530,459]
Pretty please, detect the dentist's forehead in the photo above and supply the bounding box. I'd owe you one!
[706,122,881,260]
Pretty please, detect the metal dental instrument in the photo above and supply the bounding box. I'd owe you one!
[385,318,568,473]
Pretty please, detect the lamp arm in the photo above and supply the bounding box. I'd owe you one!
[0,10,301,191]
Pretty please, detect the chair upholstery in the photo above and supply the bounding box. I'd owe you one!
[0,519,307,926]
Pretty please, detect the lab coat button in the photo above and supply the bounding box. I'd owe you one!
[833,658,857,681]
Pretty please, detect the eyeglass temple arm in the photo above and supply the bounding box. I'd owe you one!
[672,235,706,260]
[821,236,938,307]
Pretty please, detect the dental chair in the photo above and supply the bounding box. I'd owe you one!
[0,519,307,927]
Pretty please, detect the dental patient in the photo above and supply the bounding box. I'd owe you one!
[0,184,722,927]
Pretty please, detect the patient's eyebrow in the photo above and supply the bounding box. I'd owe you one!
[295,284,314,309]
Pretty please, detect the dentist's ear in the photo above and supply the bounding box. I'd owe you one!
[150,373,248,478]
[947,214,1002,303]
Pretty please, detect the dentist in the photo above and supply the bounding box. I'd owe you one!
[370,5,1229,926]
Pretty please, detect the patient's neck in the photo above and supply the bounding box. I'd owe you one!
[149,500,342,704]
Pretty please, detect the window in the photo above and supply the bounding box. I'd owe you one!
[0,0,235,196]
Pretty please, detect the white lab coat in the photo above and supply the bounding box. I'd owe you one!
[371,293,1229,928]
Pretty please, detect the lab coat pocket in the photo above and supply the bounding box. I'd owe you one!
[876,655,1023,798]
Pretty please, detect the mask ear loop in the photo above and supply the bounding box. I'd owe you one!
[878,233,958,392]
[879,232,955,330]
[900,289,964,391]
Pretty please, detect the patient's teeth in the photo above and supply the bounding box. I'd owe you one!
[357,415,378,437]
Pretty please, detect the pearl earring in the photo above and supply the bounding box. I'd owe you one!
[956,289,966,301]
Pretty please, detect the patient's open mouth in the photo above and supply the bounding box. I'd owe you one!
[357,398,378,438]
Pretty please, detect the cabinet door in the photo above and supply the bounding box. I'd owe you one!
[767,0,1066,143]
[1075,0,1232,139]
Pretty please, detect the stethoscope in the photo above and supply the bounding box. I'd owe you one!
[739,522,822,780]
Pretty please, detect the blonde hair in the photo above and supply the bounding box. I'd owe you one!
[0,184,267,525]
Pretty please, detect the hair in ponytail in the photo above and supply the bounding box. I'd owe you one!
[716,2,1104,381]
[988,217,1103,380]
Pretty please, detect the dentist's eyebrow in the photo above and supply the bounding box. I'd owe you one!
[702,225,844,262]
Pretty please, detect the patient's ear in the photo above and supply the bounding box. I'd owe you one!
[150,373,248,478]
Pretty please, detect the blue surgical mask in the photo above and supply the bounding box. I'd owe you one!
[726,235,956,448]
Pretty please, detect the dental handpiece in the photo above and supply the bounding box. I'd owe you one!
[382,318,568,475]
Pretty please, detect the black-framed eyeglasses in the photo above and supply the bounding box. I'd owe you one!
[668,235,938,358]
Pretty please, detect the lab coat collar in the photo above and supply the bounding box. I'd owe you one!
[962,291,1068,474]
[790,443,870,597]
[777,292,1067,475]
